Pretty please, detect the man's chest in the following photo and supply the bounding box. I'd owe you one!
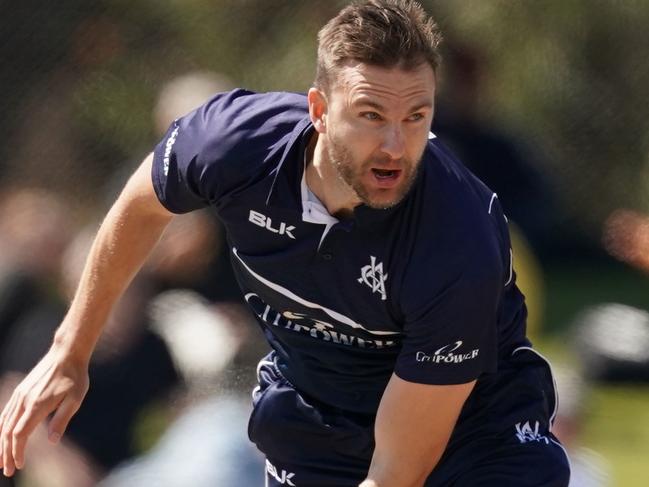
[219,199,405,348]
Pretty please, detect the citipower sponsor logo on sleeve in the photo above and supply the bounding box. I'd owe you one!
[416,341,479,364]
[162,123,180,176]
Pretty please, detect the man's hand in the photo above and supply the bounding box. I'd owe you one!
[360,374,475,487]
[1,153,175,477]
[0,345,89,477]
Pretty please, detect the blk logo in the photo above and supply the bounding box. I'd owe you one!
[248,210,296,239]
[358,255,388,301]
[266,460,296,486]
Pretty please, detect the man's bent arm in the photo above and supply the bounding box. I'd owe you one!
[0,153,175,477]
[359,374,475,487]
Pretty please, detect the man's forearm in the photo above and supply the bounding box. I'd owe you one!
[54,155,174,362]
[358,375,476,487]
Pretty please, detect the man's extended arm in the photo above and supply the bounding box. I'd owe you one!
[359,374,475,487]
[0,153,175,477]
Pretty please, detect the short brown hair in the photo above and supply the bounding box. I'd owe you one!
[315,0,442,92]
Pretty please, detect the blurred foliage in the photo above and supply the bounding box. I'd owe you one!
[2,0,648,241]
[432,0,649,240]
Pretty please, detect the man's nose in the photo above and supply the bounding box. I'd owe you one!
[380,124,405,160]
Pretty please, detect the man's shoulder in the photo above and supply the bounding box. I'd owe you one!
[152,90,309,213]
[204,89,308,122]
[398,135,508,283]
[412,135,502,242]
[424,134,497,208]
[180,89,308,145]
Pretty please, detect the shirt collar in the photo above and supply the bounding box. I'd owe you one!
[300,150,339,226]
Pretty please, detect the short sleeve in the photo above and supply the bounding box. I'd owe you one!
[152,91,231,213]
[393,270,500,385]
[152,89,296,214]
[393,186,510,385]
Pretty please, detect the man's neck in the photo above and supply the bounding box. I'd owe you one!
[305,135,360,219]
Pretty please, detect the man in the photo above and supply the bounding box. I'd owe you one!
[0,1,571,485]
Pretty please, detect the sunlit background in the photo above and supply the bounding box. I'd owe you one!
[1,1,648,486]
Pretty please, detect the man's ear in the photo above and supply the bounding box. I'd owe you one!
[308,87,328,134]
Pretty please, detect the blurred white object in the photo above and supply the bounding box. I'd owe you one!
[97,395,264,487]
[568,448,610,487]
[573,303,649,381]
[552,365,611,487]
[149,290,241,384]
[153,71,233,136]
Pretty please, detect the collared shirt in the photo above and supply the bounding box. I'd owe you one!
[152,89,528,414]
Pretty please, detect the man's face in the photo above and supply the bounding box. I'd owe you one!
[321,62,435,209]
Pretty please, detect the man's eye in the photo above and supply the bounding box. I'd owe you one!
[407,113,425,122]
[361,112,382,121]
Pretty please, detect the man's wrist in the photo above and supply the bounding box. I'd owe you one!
[52,325,94,366]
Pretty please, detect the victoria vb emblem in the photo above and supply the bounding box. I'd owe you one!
[358,256,388,301]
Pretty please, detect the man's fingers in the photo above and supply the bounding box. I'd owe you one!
[0,357,88,476]
[1,396,24,477]
[47,396,80,445]
[10,393,73,470]
[0,403,5,470]
[1,396,17,474]
[2,387,74,475]
[11,406,46,470]
[11,414,30,471]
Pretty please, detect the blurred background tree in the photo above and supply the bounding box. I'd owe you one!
[434,0,649,245]
[2,0,647,240]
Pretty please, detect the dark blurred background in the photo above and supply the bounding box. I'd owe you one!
[1,1,648,485]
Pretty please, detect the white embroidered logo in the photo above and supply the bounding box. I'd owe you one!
[266,460,296,486]
[162,124,179,177]
[358,256,388,301]
[415,341,480,364]
[248,210,296,239]
[515,421,550,445]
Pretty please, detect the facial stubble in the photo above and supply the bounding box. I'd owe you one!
[326,136,422,210]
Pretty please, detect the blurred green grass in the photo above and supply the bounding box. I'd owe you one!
[584,386,649,486]
[537,259,649,486]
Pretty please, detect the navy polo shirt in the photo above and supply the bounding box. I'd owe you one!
[152,89,529,414]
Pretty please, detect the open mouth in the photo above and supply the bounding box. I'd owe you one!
[371,168,401,180]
